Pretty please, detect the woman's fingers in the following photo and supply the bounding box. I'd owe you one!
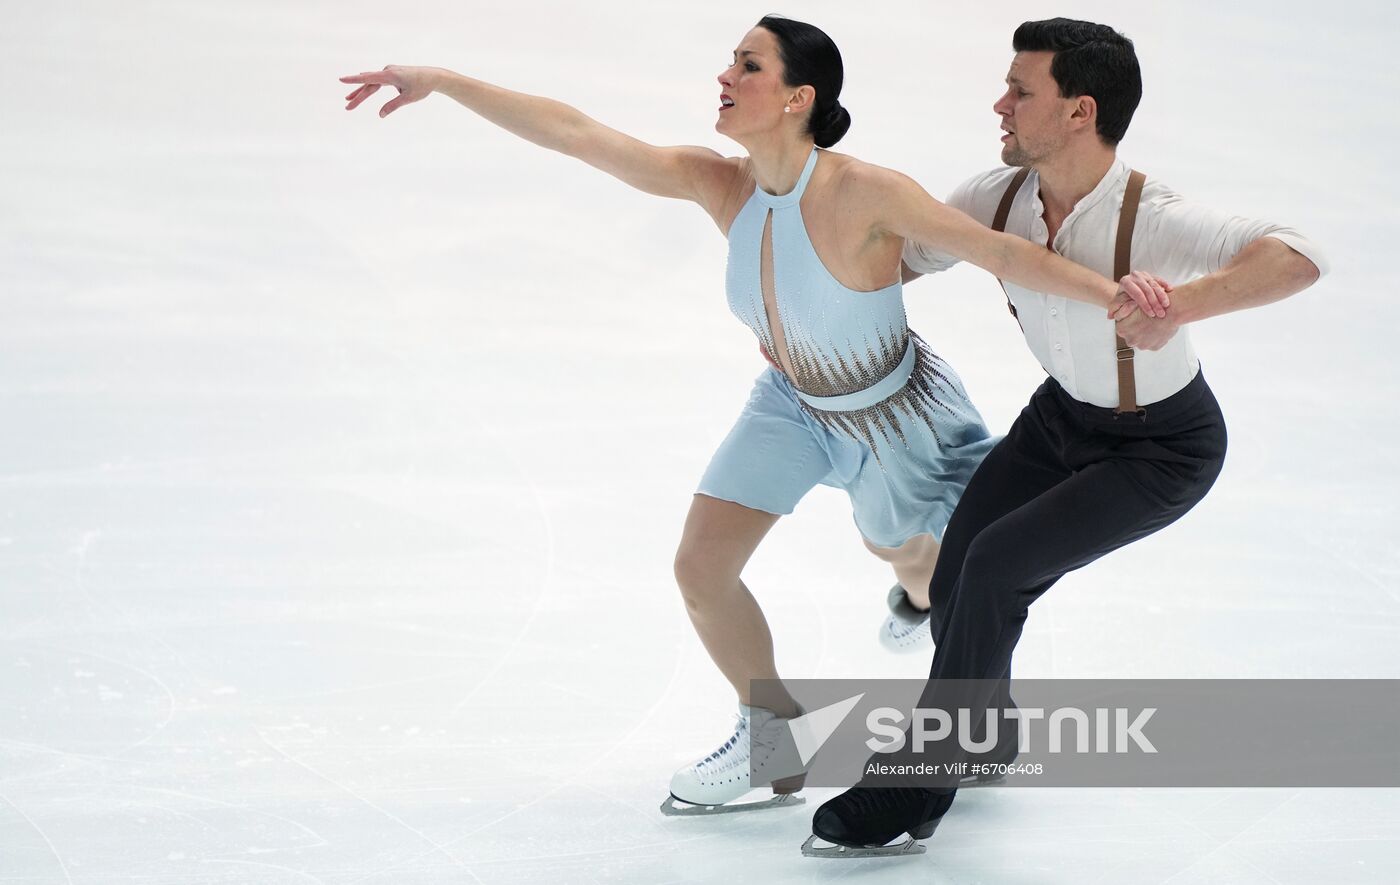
[344,83,379,109]
[378,96,408,117]
[1116,275,1155,317]
[1138,271,1171,312]
[1136,276,1165,317]
[341,68,419,115]
[1119,272,1168,318]
[1137,270,1171,314]
[339,71,394,86]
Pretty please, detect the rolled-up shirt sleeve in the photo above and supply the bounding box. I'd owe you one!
[1139,188,1330,283]
[900,172,992,276]
[901,225,962,276]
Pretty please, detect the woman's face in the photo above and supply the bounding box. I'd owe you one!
[715,27,793,142]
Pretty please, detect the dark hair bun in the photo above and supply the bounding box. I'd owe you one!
[814,101,851,148]
[758,16,850,147]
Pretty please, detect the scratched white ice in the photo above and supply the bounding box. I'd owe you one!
[2,0,1397,883]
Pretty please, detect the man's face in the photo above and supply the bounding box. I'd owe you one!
[992,51,1076,166]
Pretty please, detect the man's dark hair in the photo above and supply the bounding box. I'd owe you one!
[1013,18,1141,145]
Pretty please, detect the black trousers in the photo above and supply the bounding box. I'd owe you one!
[906,369,1228,788]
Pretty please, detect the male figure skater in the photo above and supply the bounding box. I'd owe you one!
[806,17,1327,857]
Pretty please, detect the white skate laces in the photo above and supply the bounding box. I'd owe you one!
[660,703,808,815]
[879,584,933,653]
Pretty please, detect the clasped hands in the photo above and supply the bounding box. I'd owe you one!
[1111,270,1182,352]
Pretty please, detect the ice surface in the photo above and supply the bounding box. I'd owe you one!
[2,0,1396,882]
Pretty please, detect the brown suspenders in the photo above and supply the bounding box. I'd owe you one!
[990,167,1031,328]
[990,167,1148,415]
[1113,170,1147,415]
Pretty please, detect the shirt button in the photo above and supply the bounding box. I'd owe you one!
[1050,308,1058,316]
[1055,343,1063,351]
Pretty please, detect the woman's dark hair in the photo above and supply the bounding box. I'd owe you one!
[1012,18,1142,145]
[756,15,850,148]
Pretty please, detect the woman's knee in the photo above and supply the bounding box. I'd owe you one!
[673,495,775,603]
[673,539,744,610]
[673,543,713,593]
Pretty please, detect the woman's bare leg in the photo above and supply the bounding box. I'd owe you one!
[673,494,799,717]
[863,533,940,610]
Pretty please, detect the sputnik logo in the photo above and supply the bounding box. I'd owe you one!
[787,693,865,765]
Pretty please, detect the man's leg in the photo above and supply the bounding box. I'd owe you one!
[912,437,1225,786]
[912,388,1076,763]
[925,388,1073,638]
[812,384,1227,847]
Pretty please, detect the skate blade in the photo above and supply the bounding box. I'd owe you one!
[660,792,805,817]
[800,834,926,858]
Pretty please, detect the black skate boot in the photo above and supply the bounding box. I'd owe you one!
[801,786,955,858]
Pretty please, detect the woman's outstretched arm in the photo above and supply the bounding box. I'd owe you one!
[341,65,738,213]
[861,166,1169,317]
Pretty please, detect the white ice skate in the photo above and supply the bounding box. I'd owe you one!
[878,584,933,653]
[660,703,808,816]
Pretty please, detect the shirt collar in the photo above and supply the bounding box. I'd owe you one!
[1028,156,1130,221]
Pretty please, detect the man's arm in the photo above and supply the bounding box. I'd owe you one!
[1113,187,1328,349]
[1159,237,1320,324]
[1116,237,1322,350]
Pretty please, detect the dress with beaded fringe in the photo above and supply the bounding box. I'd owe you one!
[696,146,998,547]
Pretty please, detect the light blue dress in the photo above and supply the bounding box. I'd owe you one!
[697,147,998,547]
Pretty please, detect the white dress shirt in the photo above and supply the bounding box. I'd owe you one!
[903,158,1330,407]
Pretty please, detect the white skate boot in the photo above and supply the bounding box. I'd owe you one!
[878,584,933,653]
[661,703,808,816]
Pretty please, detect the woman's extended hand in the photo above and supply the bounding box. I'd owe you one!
[340,65,437,117]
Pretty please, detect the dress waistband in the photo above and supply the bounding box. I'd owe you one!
[792,336,916,412]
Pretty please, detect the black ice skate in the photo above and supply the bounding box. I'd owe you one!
[801,785,954,858]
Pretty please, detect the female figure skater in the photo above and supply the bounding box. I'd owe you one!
[340,15,1164,814]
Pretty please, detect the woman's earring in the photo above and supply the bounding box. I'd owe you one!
[783,106,791,113]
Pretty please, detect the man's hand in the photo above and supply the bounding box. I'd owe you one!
[1115,307,1181,351]
[1110,271,1173,320]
